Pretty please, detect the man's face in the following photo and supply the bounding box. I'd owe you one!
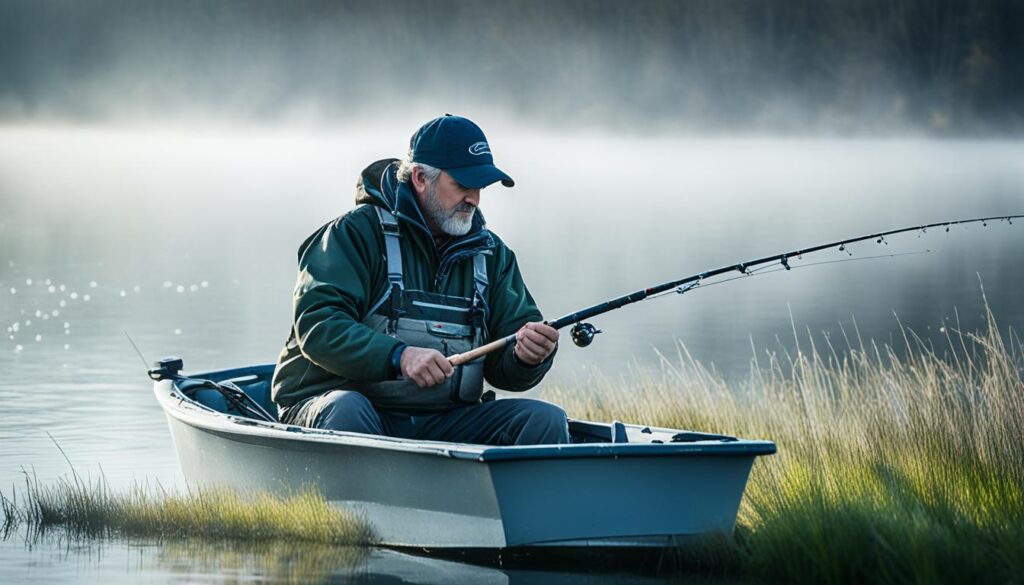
[415,168,481,237]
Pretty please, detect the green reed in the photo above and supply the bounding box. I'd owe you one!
[1,471,374,545]
[548,300,1024,583]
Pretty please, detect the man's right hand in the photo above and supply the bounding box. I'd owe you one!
[400,347,455,388]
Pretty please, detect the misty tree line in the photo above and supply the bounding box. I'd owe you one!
[1,0,1021,133]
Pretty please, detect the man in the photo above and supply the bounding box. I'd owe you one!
[271,114,570,445]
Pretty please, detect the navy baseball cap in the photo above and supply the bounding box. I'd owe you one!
[410,115,515,189]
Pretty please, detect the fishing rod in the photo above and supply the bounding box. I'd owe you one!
[448,214,1022,366]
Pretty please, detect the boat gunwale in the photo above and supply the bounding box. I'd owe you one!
[154,367,777,462]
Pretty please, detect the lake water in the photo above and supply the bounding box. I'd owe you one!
[1,125,1022,582]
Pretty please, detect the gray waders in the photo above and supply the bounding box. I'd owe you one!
[347,207,490,412]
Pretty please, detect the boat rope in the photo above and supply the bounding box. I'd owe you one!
[448,214,1021,365]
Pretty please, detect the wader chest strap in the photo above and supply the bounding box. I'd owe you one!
[471,252,489,332]
[472,253,488,297]
[376,207,404,290]
[374,205,490,329]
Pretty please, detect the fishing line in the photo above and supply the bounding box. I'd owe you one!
[125,331,150,370]
[648,249,934,301]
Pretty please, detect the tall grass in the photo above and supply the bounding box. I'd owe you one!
[549,300,1024,582]
[1,471,374,546]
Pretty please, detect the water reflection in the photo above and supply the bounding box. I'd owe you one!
[1,527,683,584]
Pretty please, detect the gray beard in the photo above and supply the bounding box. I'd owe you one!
[423,183,475,236]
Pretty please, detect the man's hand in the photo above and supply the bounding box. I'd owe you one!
[514,322,559,365]
[400,347,454,388]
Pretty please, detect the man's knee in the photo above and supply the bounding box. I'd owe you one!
[305,390,382,434]
[524,400,568,425]
[514,399,571,445]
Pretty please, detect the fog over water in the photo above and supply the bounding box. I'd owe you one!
[1,2,1023,583]
[3,0,1024,133]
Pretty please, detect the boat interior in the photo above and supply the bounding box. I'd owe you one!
[167,362,739,446]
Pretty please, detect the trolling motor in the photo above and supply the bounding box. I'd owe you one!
[148,356,184,381]
[570,322,602,347]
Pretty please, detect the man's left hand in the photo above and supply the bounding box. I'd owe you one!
[514,322,559,365]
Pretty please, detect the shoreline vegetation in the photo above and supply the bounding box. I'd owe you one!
[3,301,1021,583]
[0,474,374,546]
[549,298,1023,582]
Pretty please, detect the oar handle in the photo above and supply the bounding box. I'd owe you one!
[448,334,516,366]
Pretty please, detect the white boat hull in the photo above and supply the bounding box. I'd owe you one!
[155,363,775,549]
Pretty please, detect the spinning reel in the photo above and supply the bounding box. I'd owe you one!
[570,322,602,347]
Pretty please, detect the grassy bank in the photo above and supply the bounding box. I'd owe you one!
[1,473,373,545]
[549,302,1024,582]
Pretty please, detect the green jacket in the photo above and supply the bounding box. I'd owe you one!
[271,159,555,408]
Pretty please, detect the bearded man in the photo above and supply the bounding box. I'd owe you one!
[271,115,570,445]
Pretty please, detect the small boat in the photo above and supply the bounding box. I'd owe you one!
[151,358,776,550]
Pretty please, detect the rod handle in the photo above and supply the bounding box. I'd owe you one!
[448,334,515,366]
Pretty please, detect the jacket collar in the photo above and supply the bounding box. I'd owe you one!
[359,160,496,277]
[378,161,492,243]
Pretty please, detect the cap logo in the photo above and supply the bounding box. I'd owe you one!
[468,141,491,156]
